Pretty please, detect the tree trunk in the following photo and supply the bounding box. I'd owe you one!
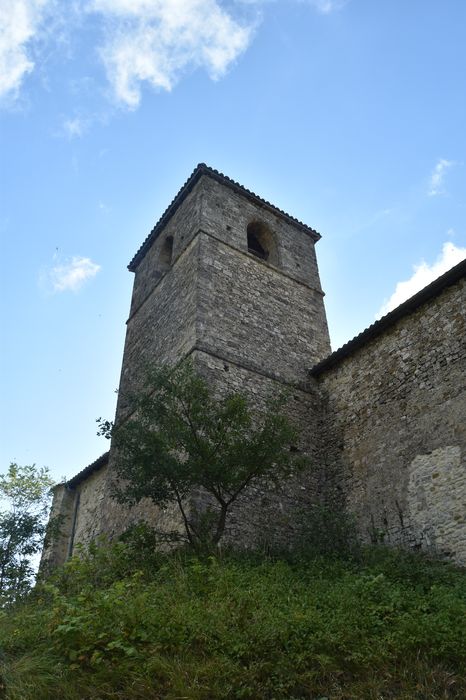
[212,504,228,546]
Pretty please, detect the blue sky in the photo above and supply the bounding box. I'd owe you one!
[1,0,465,482]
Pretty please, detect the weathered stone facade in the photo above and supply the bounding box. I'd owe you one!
[43,164,466,569]
[312,275,466,565]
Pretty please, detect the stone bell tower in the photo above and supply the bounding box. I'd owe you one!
[116,163,330,414]
[43,164,331,566]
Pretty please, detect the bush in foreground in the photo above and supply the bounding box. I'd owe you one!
[0,540,465,699]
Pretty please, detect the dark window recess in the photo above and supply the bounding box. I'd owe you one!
[159,235,174,270]
[246,221,278,265]
[248,231,268,260]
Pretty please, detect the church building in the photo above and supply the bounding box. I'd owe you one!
[42,164,466,568]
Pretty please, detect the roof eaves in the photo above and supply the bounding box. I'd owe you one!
[66,452,110,489]
[310,258,466,377]
[128,163,321,271]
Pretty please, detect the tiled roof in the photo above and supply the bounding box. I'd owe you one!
[128,163,321,271]
[66,452,110,489]
[310,258,466,376]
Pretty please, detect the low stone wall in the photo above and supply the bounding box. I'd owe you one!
[316,277,466,565]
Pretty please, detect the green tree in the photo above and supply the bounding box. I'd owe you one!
[0,463,54,604]
[98,362,305,551]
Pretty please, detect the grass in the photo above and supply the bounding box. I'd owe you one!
[0,539,465,699]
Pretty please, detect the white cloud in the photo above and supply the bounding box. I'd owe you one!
[0,0,50,101]
[428,158,455,196]
[88,0,254,108]
[1,0,343,109]
[377,241,466,318]
[47,255,101,292]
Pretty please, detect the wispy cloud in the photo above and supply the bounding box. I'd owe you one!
[89,0,255,109]
[44,255,101,292]
[0,0,51,102]
[62,116,88,138]
[2,0,347,109]
[428,158,455,197]
[376,241,466,318]
[306,0,348,13]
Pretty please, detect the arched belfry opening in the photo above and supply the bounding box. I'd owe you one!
[159,235,174,272]
[247,221,278,266]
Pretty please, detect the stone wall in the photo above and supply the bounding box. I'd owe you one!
[118,228,330,413]
[40,483,76,571]
[196,233,330,385]
[191,349,325,550]
[117,171,330,418]
[196,176,323,290]
[41,458,110,568]
[72,465,108,547]
[315,277,466,565]
[116,235,200,418]
[121,175,329,401]
[68,349,326,552]
[129,186,202,315]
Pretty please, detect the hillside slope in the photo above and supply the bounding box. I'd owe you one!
[1,541,465,699]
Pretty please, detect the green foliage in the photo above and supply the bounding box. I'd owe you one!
[0,541,465,699]
[292,504,360,560]
[98,361,304,551]
[0,464,54,605]
[50,527,163,596]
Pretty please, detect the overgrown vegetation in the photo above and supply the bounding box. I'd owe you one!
[98,361,305,550]
[0,534,465,699]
